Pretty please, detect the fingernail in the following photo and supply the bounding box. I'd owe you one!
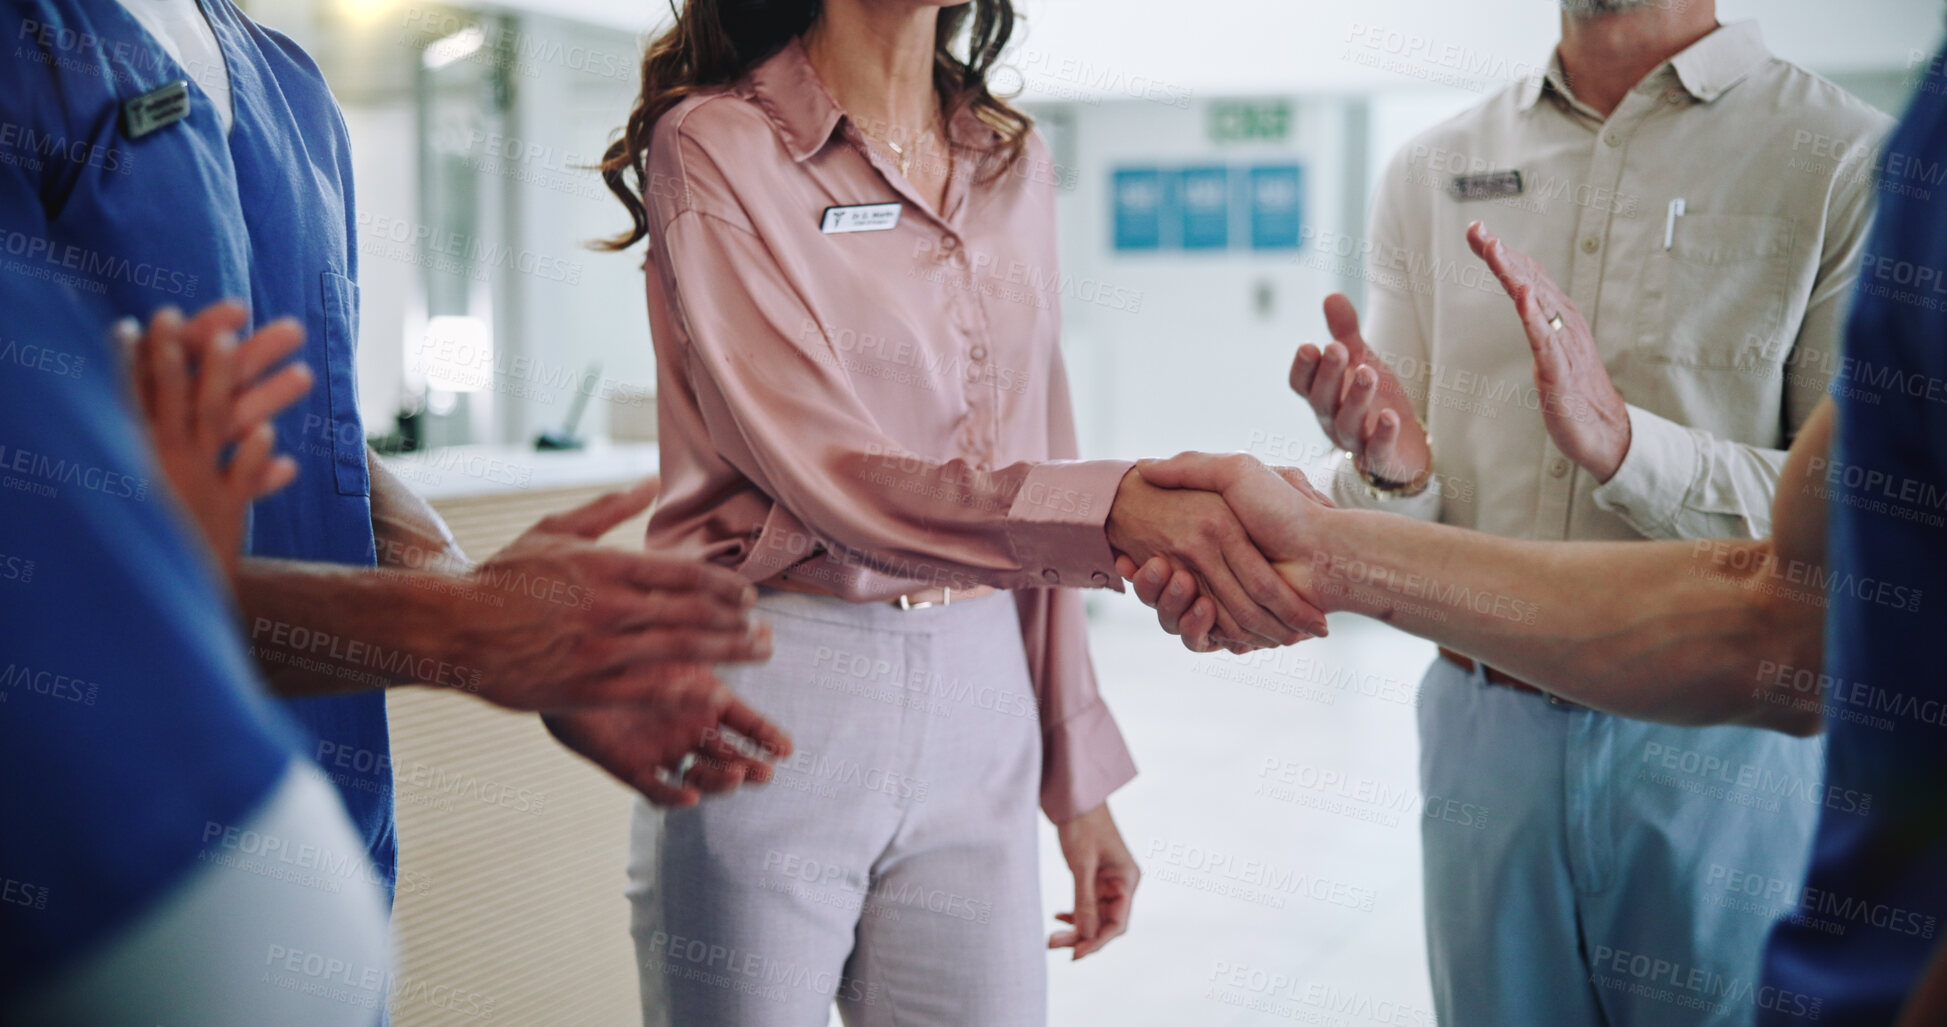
[1141,563,1166,585]
[1167,579,1190,599]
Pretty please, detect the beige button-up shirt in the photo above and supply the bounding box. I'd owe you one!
[639,40,1135,821]
[1335,21,1892,545]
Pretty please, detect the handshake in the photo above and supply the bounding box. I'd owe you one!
[1105,448,1368,657]
[1101,286,1430,654]
[1104,221,1625,654]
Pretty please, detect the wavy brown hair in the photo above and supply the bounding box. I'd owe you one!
[596,0,1030,251]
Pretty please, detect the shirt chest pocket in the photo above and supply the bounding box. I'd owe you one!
[1632,214,1796,372]
[320,271,370,497]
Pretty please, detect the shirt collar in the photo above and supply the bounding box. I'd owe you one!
[1668,20,1771,103]
[746,37,845,163]
[744,35,1000,165]
[1517,20,1772,113]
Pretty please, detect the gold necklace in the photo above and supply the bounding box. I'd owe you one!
[860,113,941,178]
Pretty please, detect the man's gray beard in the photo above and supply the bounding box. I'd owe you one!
[1560,0,1661,16]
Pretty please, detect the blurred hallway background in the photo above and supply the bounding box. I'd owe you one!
[234,1,1942,1021]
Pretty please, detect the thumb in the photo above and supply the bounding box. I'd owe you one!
[1135,455,1235,493]
[1465,220,1495,263]
[532,476,662,540]
[1322,293,1367,359]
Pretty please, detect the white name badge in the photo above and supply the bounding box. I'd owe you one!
[820,203,902,234]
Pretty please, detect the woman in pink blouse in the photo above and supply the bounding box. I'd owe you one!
[597,1,1322,1023]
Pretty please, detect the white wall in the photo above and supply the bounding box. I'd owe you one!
[491,16,657,443]
[1011,0,1941,98]
[342,101,416,429]
[1047,96,1356,468]
[476,0,1946,96]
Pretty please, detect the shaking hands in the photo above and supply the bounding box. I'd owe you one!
[1122,222,1625,652]
[1105,467,1328,649]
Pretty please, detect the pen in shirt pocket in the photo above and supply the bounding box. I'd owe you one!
[1664,197,1687,250]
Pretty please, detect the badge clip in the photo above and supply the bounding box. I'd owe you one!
[820,203,902,234]
[122,80,191,140]
[1449,171,1524,202]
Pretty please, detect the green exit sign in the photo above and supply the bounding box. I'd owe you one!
[1208,101,1293,144]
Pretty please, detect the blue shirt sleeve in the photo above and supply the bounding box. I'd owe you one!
[0,19,300,990]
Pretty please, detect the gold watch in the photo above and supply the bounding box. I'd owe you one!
[1355,448,1435,501]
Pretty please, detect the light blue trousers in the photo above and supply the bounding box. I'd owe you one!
[1418,657,1828,1027]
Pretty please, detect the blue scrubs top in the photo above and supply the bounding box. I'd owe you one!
[1,0,394,894]
[0,272,300,994]
[1761,47,1947,1025]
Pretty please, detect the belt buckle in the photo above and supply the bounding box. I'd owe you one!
[896,587,950,611]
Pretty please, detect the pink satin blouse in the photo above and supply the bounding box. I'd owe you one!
[638,39,1136,821]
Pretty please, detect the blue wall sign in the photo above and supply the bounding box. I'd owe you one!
[1248,165,1304,250]
[1111,163,1305,254]
[1112,168,1165,251]
[1176,166,1231,250]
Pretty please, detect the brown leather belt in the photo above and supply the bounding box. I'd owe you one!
[1438,648,1582,709]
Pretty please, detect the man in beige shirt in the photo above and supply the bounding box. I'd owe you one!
[1288,4,1889,1024]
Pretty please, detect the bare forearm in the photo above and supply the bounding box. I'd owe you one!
[235,558,480,698]
[1296,508,1822,733]
[368,447,469,573]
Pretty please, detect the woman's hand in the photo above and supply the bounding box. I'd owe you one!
[1049,802,1140,961]
[1115,463,1335,653]
[122,302,313,583]
[1106,466,1325,648]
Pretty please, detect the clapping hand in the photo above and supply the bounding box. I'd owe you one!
[544,665,793,809]
[1467,221,1632,481]
[1291,294,1431,491]
[447,481,794,806]
[122,301,313,583]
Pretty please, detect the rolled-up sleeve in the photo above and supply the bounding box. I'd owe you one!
[1593,403,1789,539]
[1592,121,1885,541]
